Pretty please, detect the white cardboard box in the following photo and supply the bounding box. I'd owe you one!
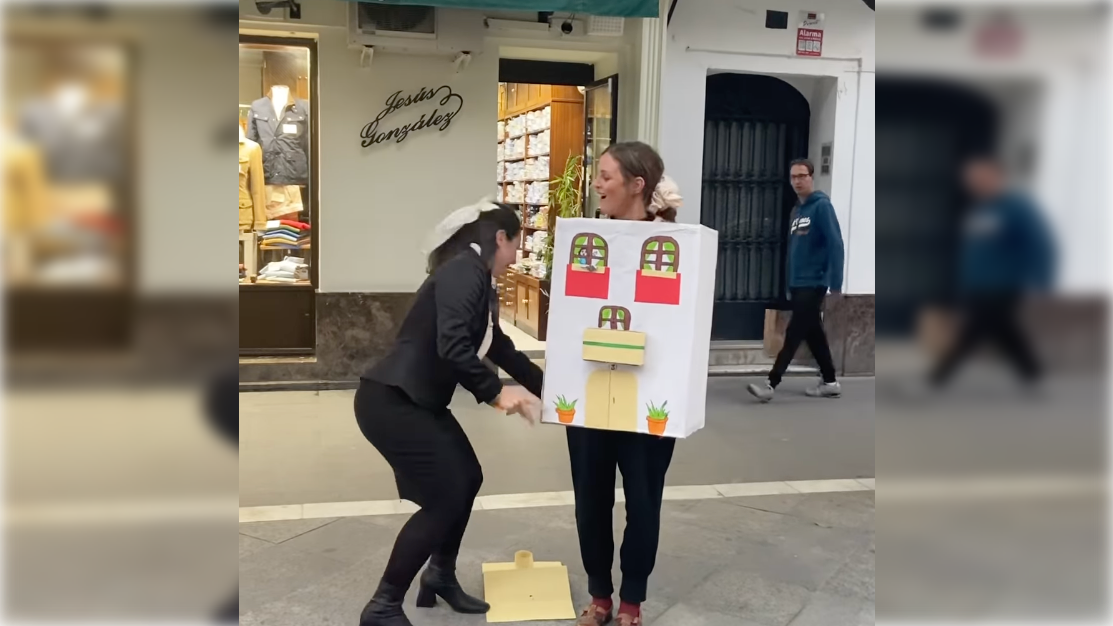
[541,218,718,439]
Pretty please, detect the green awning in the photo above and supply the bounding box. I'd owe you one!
[340,0,659,18]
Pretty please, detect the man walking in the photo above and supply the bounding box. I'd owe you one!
[749,158,844,402]
[929,155,1054,387]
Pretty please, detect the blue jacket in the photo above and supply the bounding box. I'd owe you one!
[787,191,844,292]
[959,191,1055,293]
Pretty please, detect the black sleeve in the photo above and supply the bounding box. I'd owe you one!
[434,259,503,405]
[487,322,544,398]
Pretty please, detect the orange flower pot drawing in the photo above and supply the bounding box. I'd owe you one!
[646,400,669,436]
[555,395,578,424]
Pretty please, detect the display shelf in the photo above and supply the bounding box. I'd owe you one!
[496,82,583,342]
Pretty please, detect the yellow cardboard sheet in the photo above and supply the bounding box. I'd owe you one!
[582,328,646,366]
[482,551,576,623]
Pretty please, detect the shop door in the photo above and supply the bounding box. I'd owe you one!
[583,75,618,218]
[701,74,810,340]
[875,79,997,336]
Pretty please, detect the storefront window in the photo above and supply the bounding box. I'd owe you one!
[238,40,313,286]
[5,40,130,290]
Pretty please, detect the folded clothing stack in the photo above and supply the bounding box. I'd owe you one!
[257,256,309,283]
[261,219,310,249]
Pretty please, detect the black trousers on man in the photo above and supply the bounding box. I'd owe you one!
[930,292,1041,385]
[769,286,838,387]
[567,427,675,604]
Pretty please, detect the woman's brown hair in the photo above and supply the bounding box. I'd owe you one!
[601,141,675,222]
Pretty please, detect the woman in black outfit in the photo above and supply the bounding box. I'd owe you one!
[572,142,683,626]
[355,202,544,626]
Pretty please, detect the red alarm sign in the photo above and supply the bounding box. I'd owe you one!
[797,27,824,57]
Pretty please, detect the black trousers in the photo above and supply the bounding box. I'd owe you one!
[354,380,483,589]
[930,293,1041,385]
[770,287,837,387]
[567,427,676,604]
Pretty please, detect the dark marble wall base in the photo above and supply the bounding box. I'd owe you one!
[764,295,876,376]
[919,296,1106,374]
[10,295,237,386]
[240,292,415,383]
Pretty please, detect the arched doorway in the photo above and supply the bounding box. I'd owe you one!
[875,79,999,336]
[701,73,811,340]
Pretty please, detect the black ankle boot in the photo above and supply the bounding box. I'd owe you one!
[416,563,490,614]
[359,580,413,626]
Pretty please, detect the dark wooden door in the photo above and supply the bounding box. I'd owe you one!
[701,74,811,340]
[875,79,997,336]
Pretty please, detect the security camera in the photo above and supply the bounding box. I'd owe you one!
[255,0,300,19]
[561,19,574,34]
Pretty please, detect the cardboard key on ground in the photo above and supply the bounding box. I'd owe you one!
[482,550,576,623]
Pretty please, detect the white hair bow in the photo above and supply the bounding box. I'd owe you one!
[648,175,683,218]
[423,197,501,256]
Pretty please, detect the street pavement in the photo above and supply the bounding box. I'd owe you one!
[239,378,875,508]
[239,377,875,625]
[240,490,875,626]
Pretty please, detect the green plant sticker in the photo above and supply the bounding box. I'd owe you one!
[646,400,670,420]
[555,395,578,411]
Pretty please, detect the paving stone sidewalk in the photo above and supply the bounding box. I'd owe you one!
[239,491,875,626]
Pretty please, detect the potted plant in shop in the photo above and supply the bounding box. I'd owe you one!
[646,400,669,435]
[554,395,578,424]
[539,154,584,282]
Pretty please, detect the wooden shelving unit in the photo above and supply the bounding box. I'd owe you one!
[495,82,585,342]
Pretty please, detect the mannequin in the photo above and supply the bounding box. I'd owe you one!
[239,123,266,231]
[270,85,290,120]
[246,84,307,221]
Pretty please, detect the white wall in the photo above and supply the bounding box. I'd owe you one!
[846,72,874,295]
[660,0,874,294]
[314,34,498,292]
[809,77,838,194]
[670,0,875,67]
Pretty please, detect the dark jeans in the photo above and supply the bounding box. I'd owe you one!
[354,380,482,589]
[567,427,676,604]
[770,287,837,387]
[930,293,1041,385]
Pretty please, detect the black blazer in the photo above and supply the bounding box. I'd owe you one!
[362,250,544,411]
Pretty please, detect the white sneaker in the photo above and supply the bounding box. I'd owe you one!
[805,381,842,398]
[747,382,775,403]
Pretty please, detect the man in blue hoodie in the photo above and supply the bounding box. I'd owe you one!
[929,156,1055,387]
[749,158,845,402]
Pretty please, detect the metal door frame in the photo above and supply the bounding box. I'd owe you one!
[583,74,619,218]
[701,73,811,340]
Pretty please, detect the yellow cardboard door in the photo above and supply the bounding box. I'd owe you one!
[584,369,611,430]
[608,370,639,433]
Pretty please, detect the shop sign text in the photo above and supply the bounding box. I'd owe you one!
[361,85,464,148]
[796,27,823,56]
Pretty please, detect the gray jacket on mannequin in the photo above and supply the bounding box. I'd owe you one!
[246,96,310,186]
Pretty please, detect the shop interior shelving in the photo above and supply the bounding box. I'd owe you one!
[494,82,584,341]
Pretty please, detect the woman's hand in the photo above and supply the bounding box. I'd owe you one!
[492,386,541,425]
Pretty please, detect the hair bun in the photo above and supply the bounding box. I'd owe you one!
[649,175,682,217]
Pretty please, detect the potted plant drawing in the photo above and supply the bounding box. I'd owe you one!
[646,400,669,435]
[554,395,578,424]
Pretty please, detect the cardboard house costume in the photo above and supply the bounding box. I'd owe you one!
[542,218,718,439]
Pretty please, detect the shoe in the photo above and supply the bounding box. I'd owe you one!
[359,580,413,626]
[747,382,775,403]
[416,563,490,614]
[576,602,614,626]
[805,381,842,398]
